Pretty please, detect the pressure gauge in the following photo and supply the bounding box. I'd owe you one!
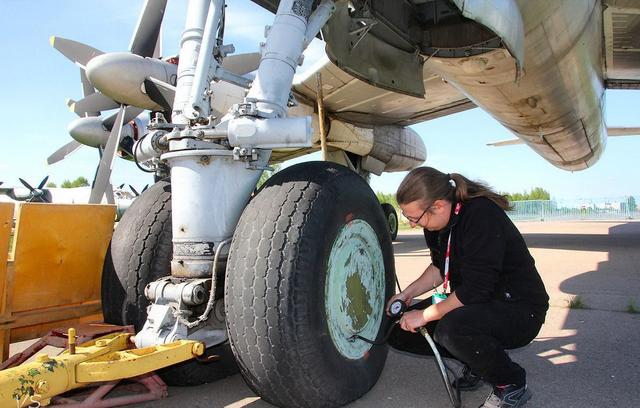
[389,299,407,318]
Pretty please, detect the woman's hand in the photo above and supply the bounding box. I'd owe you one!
[386,292,411,316]
[399,309,428,333]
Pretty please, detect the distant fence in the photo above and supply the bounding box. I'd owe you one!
[508,197,640,221]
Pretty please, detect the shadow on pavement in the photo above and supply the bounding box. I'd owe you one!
[389,222,640,407]
[141,222,640,408]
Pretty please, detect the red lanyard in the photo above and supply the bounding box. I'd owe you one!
[442,202,462,293]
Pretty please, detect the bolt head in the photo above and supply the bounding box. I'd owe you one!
[36,354,50,362]
[36,380,49,394]
[192,342,205,356]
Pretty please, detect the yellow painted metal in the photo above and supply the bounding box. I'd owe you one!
[0,203,12,265]
[76,339,205,382]
[0,203,116,362]
[316,72,328,161]
[0,331,204,407]
[9,203,115,312]
[0,203,14,360]
[0,203,13,310]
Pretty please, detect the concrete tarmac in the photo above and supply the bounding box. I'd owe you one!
[135,220,640,408]
[16,221,640,407]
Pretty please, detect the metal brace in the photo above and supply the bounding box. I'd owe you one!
[233,146,259,162]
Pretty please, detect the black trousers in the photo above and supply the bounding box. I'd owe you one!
[388,298,545,387]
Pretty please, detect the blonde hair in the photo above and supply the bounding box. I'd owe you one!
[396,167,510,210]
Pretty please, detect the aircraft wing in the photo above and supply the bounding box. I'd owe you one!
[603,0,640,89]
[268,56,473,164]
[292,56,475,127]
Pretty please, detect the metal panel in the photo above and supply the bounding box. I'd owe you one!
[424,0,606,171]
[0,203,13,360]
[604,4,640,82]
[0,203,12,299]
[293,57,473,126]
[322,2,426,97]
[450,0,524,74]
[9,204,115,313]
[251,0,279,14]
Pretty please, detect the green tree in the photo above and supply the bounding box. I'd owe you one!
[529,187,550,200]
[503,187,550,201]
[256,164,281,190]
[61,176,90,188]
[46,181,57,188]
[376,192,398,209]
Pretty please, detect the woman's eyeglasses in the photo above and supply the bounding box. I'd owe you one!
[402,204,434,224]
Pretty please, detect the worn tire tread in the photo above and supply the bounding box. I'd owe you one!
[226,162,394,408]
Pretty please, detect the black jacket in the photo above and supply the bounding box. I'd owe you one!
[424,197,549,314]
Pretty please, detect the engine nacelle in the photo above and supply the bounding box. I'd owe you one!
[325,120,426,175]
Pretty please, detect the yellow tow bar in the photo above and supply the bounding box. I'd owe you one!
[0,330,204,407]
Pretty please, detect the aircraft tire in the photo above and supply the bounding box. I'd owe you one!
[101,180,238,386]
[225,161,395,408]
[381,203,399,241]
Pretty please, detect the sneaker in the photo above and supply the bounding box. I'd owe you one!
[479,384,532,408]
[453,365,482,391]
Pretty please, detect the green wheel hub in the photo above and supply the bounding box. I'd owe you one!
[325,219,385,359]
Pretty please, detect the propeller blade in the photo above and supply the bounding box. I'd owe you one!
[607,127,640,137]
[89,106,127,204]
[153,26,163,59]
[486,138,524,147]
[80,69,96,98]
[91,146,103,192]
[129,0,168,57]
[144,77,174,112]
[41,192,52,203]
[38,176,50,190]
[102,107,144,130]
[68,92,119,116]
[30,190,51,204]
[50,36,103,68]
[77,69,101,117]
[141,184,149,193]
[118,183,125,189]
[129,185,140,196]
[222,53,261,75]
[105,182,115,205]
[18,178,35,192]
[47,140,83,165]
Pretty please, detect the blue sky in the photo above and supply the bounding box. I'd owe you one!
[1,1,638,200]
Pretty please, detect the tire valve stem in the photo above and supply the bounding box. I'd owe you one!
[347,300,407,345]
[68,328,76,355]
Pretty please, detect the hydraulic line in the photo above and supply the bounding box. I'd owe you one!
[348,295,463,407]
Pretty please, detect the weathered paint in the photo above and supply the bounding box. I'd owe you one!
[325,219,385,360]
[0,332,203,407]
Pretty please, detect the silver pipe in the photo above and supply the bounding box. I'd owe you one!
[172,0,210,124]
[183,238,232,329]
[303,0,335,48]
[186,0,225,120]
[245,0,313,117]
